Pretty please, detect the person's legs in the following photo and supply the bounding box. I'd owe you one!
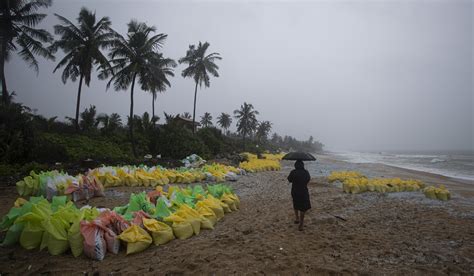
[298,211,306,230]
[294,209,299,223]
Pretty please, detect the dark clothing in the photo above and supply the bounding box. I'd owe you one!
[287,162,311,212]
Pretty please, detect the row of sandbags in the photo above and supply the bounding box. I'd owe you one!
[88,164,245,188]
[238,153,282,173]
[342,177,425,194]
[329,170,451,200]
[423,185,451,201]
[0,184,240,260]
[327,171,366,183]
[16,171,104,201]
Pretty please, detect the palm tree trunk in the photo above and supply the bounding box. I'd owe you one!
[74,74,84,131]
[243,131,246,151]
[152,93,155,122]
[192,81,198,134]
[0,39,8,104]
[130,73,138,158]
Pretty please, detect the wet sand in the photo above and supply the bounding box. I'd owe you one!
[0,157,473,275]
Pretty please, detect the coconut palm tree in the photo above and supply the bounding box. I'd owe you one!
[256,120,272,143]
[234,102,259,150]
[200,112,213,128]
[96,112,122,134]
[103,20,168,157]
[142,54,176,122]
[0,0,55,104]
[217,112,232,135]
[79,104,98,132]
[51,8,114,130]
[179,41,221,134]
[182,112,191,119]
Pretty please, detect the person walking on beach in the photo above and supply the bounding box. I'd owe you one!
[287,160,311,231]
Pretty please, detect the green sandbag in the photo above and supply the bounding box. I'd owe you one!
[128,192,154,214]
[155,197,171,219]
[0,201,32,230]
[192,185,206,197]
[113,204,129,215]
[0,223,24,246]
[51,196,68,212]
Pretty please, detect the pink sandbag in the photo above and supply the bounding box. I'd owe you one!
[131,211,151,228]
[65,176,105,202]
[103,227,120,254]
[97,211,129,235]
[80,220,107,261]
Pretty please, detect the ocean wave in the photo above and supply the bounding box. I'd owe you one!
[430,158,447,163]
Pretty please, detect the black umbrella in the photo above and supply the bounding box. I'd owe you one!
[282,152,316,161]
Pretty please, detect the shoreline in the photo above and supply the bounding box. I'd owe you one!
[310,154,474,198]
[317,151,474,182]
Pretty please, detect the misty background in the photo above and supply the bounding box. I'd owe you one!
[5,0,473,152]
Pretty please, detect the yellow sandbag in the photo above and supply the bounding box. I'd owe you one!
[221,194,238,211]
[436,190,450,201]
[175,211,201,235]
[42,217,69,255]
[172,222,193,240]
[118,225,152,255]
[197,206,217,227]
[424,187,437,199]
[68,211,85,257]
[142,218,174,245]
[14,198,28,208]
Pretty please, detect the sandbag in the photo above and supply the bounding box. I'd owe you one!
[118,224,152,255]
[18,213,44,250]
[104,227,120,254]
[68,212,84,257]
[80,220,107,261]
[171,222,194,240]
[142,218,174,245]
[42,216,69,255]
[1,223,24,246]
[164,214,194,240]
[154,196,171,219]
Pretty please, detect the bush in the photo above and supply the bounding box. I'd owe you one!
[156,123,210,159]
[0,102,35,163]
[32,133,131,162]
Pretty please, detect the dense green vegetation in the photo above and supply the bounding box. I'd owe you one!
[0,1,324,175]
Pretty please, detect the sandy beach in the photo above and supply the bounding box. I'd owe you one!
[1,156,473,275]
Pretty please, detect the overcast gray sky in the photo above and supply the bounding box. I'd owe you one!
[6,0,473,151]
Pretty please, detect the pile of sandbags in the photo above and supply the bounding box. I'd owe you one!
[1,184,240,260]
[328,170,428,195]
[239,159,281,172]
[342,177,425,194]
[327,171,366,183]
[201,163,245,182]
[88,164,244,188]
[16,171,104,202]
[423,185,451,201]
[238,153,282,173]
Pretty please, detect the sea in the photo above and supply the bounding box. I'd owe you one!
[325,151,474,181]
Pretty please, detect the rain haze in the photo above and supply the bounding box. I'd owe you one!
[6,0,473,152]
